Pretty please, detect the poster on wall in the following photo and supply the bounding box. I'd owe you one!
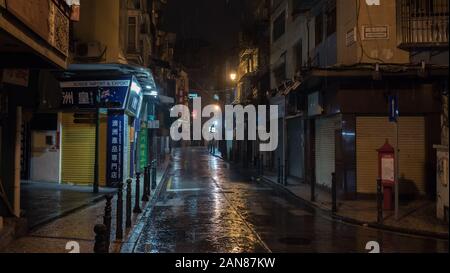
[106,114,125,186]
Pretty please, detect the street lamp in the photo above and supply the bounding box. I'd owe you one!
[229,72,237,82]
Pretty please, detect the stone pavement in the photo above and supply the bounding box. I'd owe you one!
[0,156,171,253]
[21,181,117,229]
[261,172,449,239]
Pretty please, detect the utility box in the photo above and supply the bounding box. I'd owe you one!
[377,140,395,210]
[434,145,449,222]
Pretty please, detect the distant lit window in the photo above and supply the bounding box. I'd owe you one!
[273,11,286,42]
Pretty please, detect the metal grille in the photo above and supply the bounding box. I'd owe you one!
[399,0,449,47]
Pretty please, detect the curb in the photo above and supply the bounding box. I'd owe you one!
[119,156,172,253]
[260,176,449,241]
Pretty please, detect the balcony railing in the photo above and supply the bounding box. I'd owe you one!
[398,0,449,48]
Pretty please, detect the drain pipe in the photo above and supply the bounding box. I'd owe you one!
[14,106,21,217]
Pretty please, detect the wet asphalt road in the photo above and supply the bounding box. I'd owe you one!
[128,147,449,253]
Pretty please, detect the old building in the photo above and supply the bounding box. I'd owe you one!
[268,0,448,213]
[0,0,71,238]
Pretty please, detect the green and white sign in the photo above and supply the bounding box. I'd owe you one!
[139,128,148,171]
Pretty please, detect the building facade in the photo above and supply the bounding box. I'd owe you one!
[265,0,448,212]
[1,0,71,219]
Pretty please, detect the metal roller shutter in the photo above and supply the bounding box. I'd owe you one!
[315,115,341,188]
[61,113,107,186]
[61,113,95,184]
[356,117,426,195]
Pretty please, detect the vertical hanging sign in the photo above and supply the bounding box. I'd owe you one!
[107,113,124,186]
[139,129,148,171]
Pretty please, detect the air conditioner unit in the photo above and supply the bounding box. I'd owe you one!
[74,41,105,58]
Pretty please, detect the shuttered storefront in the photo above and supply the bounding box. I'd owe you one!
[356,117,426,195]
[315,115,341,188]
[287,117,304,179]
[61,113,106,185]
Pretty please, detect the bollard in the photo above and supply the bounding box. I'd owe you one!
[115,182,124,241]
[311,172,316,202]
[103,194,113,250]
[332,172,337,214]
[126,179,132,228]
[142,167,150,202]
[94,224,108,253]
[151,160,157,190]
[377,178,383,224]
[133,173,142,213]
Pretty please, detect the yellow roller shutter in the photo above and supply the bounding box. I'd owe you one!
[61,113,107,186]
[356,117,426,195]
[61,113,95,184]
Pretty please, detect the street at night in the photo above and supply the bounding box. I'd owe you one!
[1,0,449,269]
[122,147,448,253]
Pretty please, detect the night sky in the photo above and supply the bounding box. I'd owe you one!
[163,0,252,91]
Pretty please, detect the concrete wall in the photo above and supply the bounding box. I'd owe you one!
[30,131,60,183]
[337,0,409,64]
[73,0,124,63]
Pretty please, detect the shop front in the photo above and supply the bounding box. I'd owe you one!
[59,76,143,187]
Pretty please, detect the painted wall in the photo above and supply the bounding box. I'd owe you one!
[73,0,125,63]
[30,131,60,182]
[337,0,409,64]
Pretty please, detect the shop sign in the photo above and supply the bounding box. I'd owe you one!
[60,79,131,109]
[308,92,323,117]
[106,114,125,185]
[139,129,148,171]
[2,69,29,87]
[362,25,389,40]
[125,80,143,118]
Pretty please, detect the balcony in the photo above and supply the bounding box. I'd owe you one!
[398,0,449,48]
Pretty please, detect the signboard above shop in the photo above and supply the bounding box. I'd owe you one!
[59,76,143,118]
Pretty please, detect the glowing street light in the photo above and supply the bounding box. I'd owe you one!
[229,72,237,82]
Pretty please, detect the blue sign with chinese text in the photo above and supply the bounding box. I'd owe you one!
[388,95,399,122]
[60,79,131,110]
[107,114,125,186]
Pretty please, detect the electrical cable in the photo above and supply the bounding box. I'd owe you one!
[356,0,386,64]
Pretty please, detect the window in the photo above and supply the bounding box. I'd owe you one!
[273,11,286,42]
[128,16,138,53]
[326,7,336,37]
[315,13,323,46]
[398,0,449,46]
[294,40,303,73]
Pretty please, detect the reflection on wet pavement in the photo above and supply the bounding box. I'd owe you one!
[126,147,449,253]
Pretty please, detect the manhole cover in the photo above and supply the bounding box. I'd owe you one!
[278,237,311,246]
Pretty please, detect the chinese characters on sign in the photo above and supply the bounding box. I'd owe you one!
[60,80,131,109]
[107,114,124,186]
[139,129,148,171]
